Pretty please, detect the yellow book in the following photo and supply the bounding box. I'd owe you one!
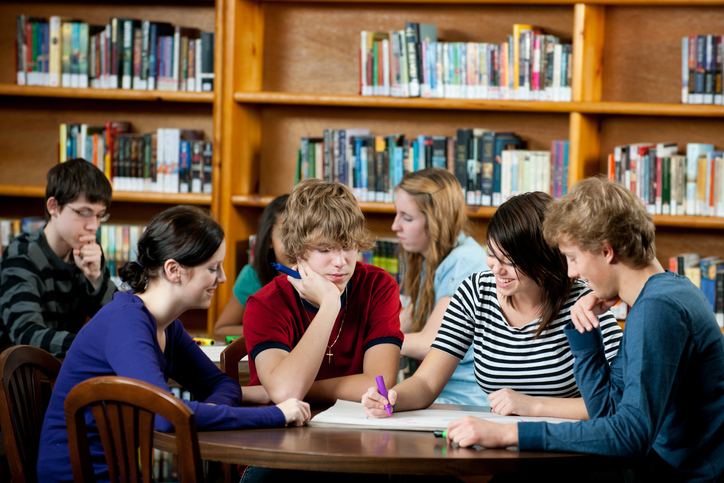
[59,123,67,163]
[513,24,534,90]
[697,154,708,216]
[49,16,62,87]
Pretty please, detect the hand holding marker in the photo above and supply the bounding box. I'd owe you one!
[375,375,393,417]
[270,262,301,279]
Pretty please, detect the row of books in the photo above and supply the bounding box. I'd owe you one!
[59,122,213,194]
[606,142,723,217]
[15,15,214,92]
[681,35,723,105]
[361,23,573,101]
[295,128,569,207]
[669,252,724,328]
[99,224,145,289]
[151,449,180,482]
[359,239,403,285]
[0,217,45,255]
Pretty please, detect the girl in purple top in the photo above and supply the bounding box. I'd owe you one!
[37,205,310,483]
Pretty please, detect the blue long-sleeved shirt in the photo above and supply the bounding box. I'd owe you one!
[518,272,724,481]
[37,291,285,483]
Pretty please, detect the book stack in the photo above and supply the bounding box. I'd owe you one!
[361,23,573,102]
[0,217,45,255]
[296,129,569,207]
[15,15,214,92]
[359,238,402,285]
[681,35,723,105]
[607,142,724,217]
[59,122,213,195]
[100,223,146,289]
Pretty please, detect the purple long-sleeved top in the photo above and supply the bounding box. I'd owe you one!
[37,291,285,483]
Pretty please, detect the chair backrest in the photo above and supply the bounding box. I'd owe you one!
[0,345,62,483]
[219,336,247,384]
[64,376,204,483]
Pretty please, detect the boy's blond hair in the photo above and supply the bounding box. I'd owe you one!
[277,178,375,261]
[543,176,656,269]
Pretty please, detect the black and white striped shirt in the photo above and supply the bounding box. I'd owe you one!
[432,271,622,398]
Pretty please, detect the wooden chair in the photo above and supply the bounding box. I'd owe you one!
[64,376,204,483]
[219,336,248,483]
[0,345,62,483]
[219,336,247,385]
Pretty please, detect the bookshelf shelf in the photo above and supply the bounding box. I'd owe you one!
[231,194,496,218]
[0,85,214,104]
[0,185,212,205]
[234,92,724,118]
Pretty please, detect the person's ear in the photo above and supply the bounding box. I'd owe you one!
[601,242,615,264]
[164,259,182,283]
[46,197,60,217]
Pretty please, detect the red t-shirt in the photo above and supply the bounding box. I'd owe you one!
[244,262,403,386]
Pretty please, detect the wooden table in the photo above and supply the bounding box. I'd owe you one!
[153,405,634,477]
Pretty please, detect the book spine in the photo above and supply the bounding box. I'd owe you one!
[199,32,214,92]
[48,16,61,87]
[405,23,421,97]
[16,15,27,85]
[121,20,134,89]
[78,23,89,88]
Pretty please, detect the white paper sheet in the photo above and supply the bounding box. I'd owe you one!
[309,400,577,432]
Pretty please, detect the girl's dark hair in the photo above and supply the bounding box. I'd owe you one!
[252,194,288,285]
[119,205,224,293]
[486,192,573,339]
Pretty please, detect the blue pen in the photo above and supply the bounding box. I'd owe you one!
[270,262,301,279]
[375,375,393,417]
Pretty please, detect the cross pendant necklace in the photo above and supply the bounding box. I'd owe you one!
[301,286,347,364]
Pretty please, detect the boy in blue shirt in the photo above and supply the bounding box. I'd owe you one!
[442,176,724,481]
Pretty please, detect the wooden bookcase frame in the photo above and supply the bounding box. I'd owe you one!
[4,1,724,333]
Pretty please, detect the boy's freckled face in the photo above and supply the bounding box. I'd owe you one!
[559,240,615,300]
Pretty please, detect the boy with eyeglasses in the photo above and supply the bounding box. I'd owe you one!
[0,158,116,357]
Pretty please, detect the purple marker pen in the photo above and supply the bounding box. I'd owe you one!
[375,375,393,417]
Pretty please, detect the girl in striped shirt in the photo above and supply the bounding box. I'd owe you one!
[363,191,622,420]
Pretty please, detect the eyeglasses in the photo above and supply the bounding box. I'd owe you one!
[65,205,111,223]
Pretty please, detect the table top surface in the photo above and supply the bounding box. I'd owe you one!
[153,405,632,476]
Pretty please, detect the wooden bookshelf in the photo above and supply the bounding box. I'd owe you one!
[0,0,223,333]
[215,0,724,325]
[5,0,724,332]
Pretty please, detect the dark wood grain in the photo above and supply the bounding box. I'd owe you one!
[153,404,632,476]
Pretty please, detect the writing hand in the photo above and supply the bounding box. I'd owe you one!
[570,292,620,333]
[276,398,311,427]
[489,388,536,417]
[73,235,103,290]
[445,415,518,449]
[362,386,397,419]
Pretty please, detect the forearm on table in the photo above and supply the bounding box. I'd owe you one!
[531,397,589,420]
[260,311,339,401]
